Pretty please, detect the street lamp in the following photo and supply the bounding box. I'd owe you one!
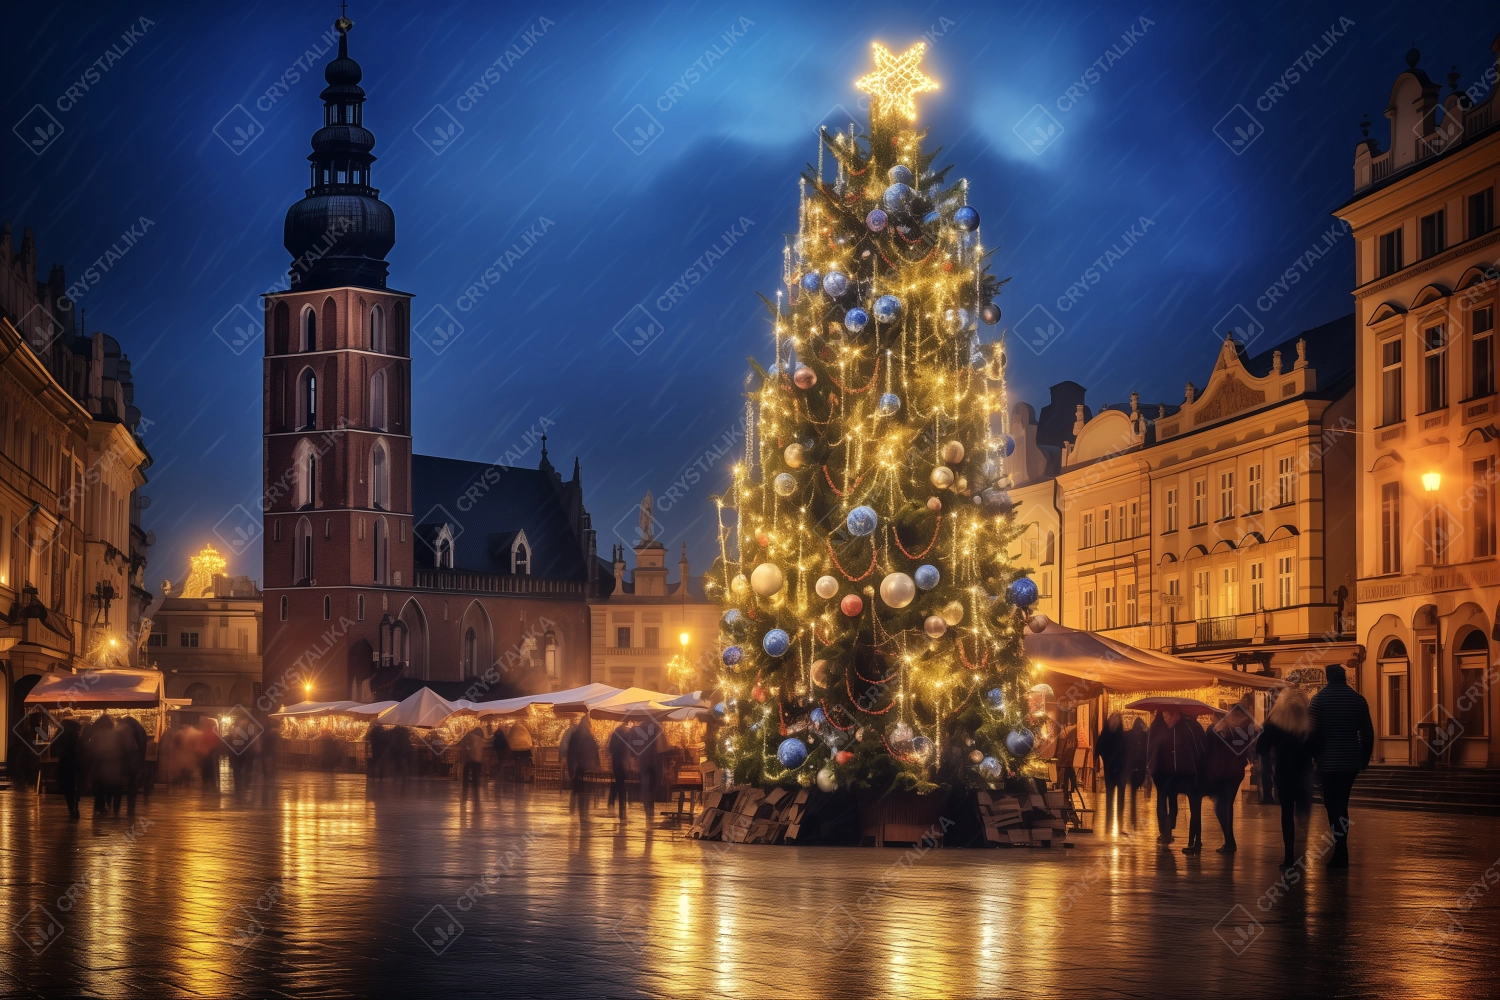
[1422,472,1442,492]
[679,631,690,648]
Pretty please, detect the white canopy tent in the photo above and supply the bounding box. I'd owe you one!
[271,700,398,718]
[1022,621,1285,693]
[374,688,459,728]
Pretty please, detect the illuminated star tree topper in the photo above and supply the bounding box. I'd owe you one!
[855,41,940,122]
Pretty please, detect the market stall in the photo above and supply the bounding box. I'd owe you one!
[19,668,175,791]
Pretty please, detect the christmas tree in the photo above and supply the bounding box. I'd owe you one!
[708,42,1040,796]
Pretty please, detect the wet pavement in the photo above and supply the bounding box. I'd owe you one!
[0,772,1496,999]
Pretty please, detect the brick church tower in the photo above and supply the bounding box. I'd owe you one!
[259,14,599,711]
[261,14,413,703]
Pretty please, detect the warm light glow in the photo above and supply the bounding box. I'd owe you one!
[679,632,690,646]
[304,682,313,695]
[183,543,228,598]
[854,42,939,122]
[1422,472,1442,492]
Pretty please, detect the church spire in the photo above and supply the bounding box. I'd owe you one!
[282,12,395,291]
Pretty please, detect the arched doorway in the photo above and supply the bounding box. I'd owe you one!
[459,601,492,681]
[398,599,428,680]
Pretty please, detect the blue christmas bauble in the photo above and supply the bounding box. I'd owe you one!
[922,211,940,227]
[1008,577,1040,608]
[882,183,913,211]
[722,609,743,627]
[810,708,827,726]
[846,505,877,537]
[944,308,972,331]
[844,308,869,334]
[888,164,914,186]
[911,736,933,760]
[877,392,901,416]
[914,564,940,590]
[954,206,980,231]
[873,295,902,324]
[1001,433,1015,457]
[985,687,1005,710]
[823,271,849,298]
[979,756,1003,779]
[777,738,809,768]
[980,302,1002,326]
[762,629,790,657]
[800,271,821,293]
[1006,728,1035,757]
[866,208,888,232]
[722,645,743,666]
[713,701,727,716]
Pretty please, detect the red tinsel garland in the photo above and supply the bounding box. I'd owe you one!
[892,514,942,560]
[821,464,865,497]
[826,536,876,582]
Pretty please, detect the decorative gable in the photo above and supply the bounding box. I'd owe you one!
[1155,333,1317,442]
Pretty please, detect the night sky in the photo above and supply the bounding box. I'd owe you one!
[3,1,1493,588]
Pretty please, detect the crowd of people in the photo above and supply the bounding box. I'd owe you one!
[16,713,274,819]
[1094,664,1375,868]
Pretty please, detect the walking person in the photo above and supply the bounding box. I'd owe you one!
[1147,708,1206,852]
[459,726,484,803]
[1309,664,1374,870]
[116,717,146,815]
[1124,715,1148,831]
[567,711,600,825]
[1204,704,1254,853]
[490,724,512,790]
[1256,688,1315,868]
[606,722,630,821]
[638,723,663,827]
[54,720,84,820]
[1094,712,1128,837]
[88,715,124,815]
[508,722,534,773]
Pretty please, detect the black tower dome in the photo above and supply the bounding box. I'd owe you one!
[283,15,395,291]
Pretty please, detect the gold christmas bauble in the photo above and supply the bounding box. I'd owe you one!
[930,466,954,489]
[941,600,965,626]
[942,440,965,464]
[750,562,785,597]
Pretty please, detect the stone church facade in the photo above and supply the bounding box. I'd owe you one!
[259,17,600,710]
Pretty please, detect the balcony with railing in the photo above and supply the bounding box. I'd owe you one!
[1358,98,1498,192]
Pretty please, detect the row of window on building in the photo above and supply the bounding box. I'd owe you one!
[1079,555,1298,630]
[1376,187,1493,278]
[1377,458,1499,574]
[1077,459,1300,549]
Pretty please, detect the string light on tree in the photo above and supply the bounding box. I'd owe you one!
[708,41,1035,795]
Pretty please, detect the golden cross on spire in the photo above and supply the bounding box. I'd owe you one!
[855,42,939,122]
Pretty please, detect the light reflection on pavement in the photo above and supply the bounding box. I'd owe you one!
[1,773,1496,998]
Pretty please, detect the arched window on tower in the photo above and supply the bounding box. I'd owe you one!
[464,627,476,676]
[370,370,387,430]
[299,369,317,430]
[544,631,558,678]
[370,305,385,353]
[302,307,317,352]
[370,442,389,510]
[373,516,389,584]
[437,536,454,570]
[294,438,317,510]
[294,516,314,585]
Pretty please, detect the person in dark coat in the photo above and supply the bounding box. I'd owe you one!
[638,724,663,827]
[1204,704,1254,853]
[119,716,148,813]
[196,719,223,790]
[490,725,511,788]
[1094,712,1128,837]
[606,724,630,820]
[1256,688,1314,867]
[1309,664,1374,870]
[1124,716,1149,830]
[567,712,601,824]
[54,720,84,820]
[1147,708,1206,852]
[459,726,485,802]
[89,715,124,815]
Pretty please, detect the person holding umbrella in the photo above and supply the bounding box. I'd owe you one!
[1136,697,1211,853]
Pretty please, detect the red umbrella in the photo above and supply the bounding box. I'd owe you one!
[1125,696,1223,716]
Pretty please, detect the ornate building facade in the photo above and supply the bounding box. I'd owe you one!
[588,497,718,694]
[260,17,601,709]
[147,546,264,712]
[0,225,153,753]
[1337,38,1500,766]
[1007,320,1357,682]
